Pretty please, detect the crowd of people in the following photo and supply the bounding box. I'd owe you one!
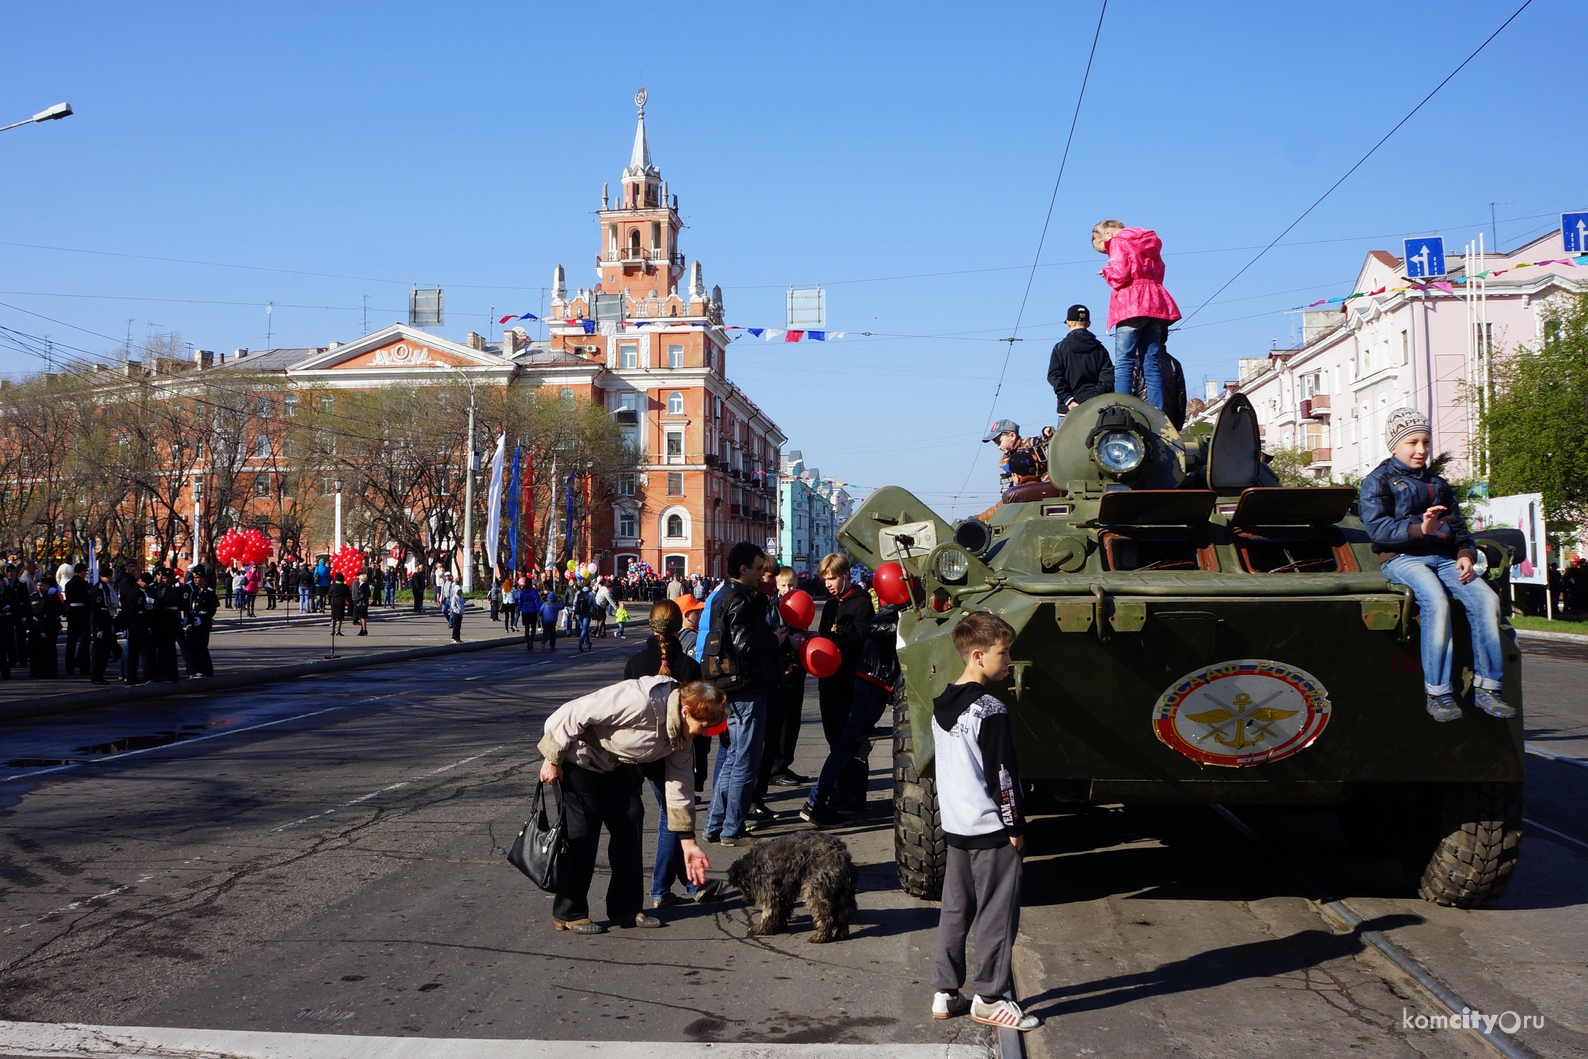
[530,539,1042,1029]
[0,556,222,684]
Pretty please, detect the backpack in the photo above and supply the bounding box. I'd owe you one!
[700,586,746,692]
[574,591,591,618]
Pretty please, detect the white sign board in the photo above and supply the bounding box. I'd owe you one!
[879,521,937,562]
[1469,492,1547,584]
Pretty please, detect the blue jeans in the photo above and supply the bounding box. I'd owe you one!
[1382,554,1505,696]
[1112,317,1168,411]
[809,678,889,808]
[704,693,767,838]
[648,778,699,900]
[577,616,592,650]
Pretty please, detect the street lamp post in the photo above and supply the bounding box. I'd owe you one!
[0,102,72,134]
[334,478,343,552]
[462,394,477,591]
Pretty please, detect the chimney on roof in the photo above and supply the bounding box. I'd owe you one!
[502,330,520,357]
[327,341,342,350]
[1205,379,1219,402]
[123,359,142,377]
[235,348,248,359]
[195,349,214,370]
[466,331,485,351]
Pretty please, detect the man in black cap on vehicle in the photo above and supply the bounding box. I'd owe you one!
[1047,304,1114,417]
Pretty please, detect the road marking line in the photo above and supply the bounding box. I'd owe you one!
[1524,816,1588,854]
[0,1022,980,1058]
[0,706,350,783]
[269,746,508,833]
[1525,743,1588,770]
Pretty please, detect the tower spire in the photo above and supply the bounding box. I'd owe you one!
[627,87,653,175]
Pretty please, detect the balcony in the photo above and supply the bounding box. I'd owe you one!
[703,454,718,468]
[614,409,638,426]
[730,503,744,517]
[603,247,685,269]
[1310,448,1332,464]
[1300,394,1331,420]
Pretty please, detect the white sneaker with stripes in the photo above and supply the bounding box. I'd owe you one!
[971,996,1040,1031]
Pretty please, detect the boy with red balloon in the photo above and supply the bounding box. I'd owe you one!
[749,569,817,821]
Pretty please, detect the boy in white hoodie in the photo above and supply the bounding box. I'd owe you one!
[928,611,1039,1032]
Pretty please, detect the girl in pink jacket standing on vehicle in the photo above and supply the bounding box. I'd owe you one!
[1093,220,1181,413]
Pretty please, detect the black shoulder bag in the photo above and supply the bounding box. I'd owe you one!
[507,781,567,893]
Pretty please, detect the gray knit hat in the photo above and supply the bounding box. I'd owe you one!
[1384,407,1431,451]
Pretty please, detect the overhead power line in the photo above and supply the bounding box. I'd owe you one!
[1176,0,1536,329]
[954,0,1107,504]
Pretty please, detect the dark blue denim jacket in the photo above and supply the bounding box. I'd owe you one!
[1358,456,1474,559]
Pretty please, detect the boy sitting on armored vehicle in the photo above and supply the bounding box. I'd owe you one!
[1359,408,1514,723]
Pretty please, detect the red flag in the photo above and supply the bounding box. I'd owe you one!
[499,315,516,324]
[785,330,804,342]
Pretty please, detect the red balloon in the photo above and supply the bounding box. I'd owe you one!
[778,589,816,629]
[802,636,842,679]
[874,561,911,606]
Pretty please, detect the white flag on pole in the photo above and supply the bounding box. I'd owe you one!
[484,432,507,573]
[87,539,98,583]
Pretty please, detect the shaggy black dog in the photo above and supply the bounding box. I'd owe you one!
[727,832,859,943]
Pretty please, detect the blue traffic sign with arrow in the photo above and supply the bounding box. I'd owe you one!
[1563,212,1588,254]
[1403,237,1446,279]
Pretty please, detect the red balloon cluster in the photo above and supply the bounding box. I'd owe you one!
[801,635,842,679]
[214,528,271,566]
[778,589,816,630]
[329,546,364,581]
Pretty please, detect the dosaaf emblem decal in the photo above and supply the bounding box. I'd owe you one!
[1153,660,1331,767]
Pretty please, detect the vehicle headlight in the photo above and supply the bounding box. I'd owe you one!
[1096,430,1144,474]
[932,547,970,584]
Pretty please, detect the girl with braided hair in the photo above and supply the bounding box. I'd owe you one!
[622,599,720,908]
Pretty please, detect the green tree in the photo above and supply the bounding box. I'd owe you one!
[1480,292,1588,524]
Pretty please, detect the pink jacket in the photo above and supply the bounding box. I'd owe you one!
[1102,227,1181,330]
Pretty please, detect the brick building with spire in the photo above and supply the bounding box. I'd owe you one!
[545,88,785,579]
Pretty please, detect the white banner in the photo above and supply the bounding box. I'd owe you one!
[484,432,507,571]
[1469,493,1547,584]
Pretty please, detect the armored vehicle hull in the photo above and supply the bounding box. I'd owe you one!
[841,394,1524,909]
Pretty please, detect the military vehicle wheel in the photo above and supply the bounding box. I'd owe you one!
[893,683,948,900]
[1402,782,1522,908]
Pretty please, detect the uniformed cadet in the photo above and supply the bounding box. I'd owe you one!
[63,562,91,676]
[88,568,118,685]
[152,568,190,682]
[188,571,218,678]
[126,571,157,684]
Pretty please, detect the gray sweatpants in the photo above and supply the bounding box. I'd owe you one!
[932,841,1022,1000]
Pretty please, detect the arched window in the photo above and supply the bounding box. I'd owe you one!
[559,388,574,406]
[666,513,684,538]
[667,391,684,415]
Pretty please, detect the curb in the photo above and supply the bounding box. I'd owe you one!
[1513,627,1588,645]
[0,632,528,724]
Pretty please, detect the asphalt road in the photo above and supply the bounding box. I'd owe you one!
[0,630,1584,1058]
[0,629,994,1057]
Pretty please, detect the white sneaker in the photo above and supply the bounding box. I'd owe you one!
[971,996,1039,1031]
[931,991,969,1019]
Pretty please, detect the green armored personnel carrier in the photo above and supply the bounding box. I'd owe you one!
[837,393,1524,910]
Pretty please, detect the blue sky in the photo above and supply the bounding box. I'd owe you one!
[2,1,1580,517]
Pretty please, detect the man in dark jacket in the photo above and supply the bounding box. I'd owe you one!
[1047,304,1115,414]
[88,568,118,684]
[701,541,785,845]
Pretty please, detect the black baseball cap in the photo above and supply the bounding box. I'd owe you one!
[1066,304,1090,323]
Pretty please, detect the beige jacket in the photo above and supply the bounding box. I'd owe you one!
[537,674,697,833]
